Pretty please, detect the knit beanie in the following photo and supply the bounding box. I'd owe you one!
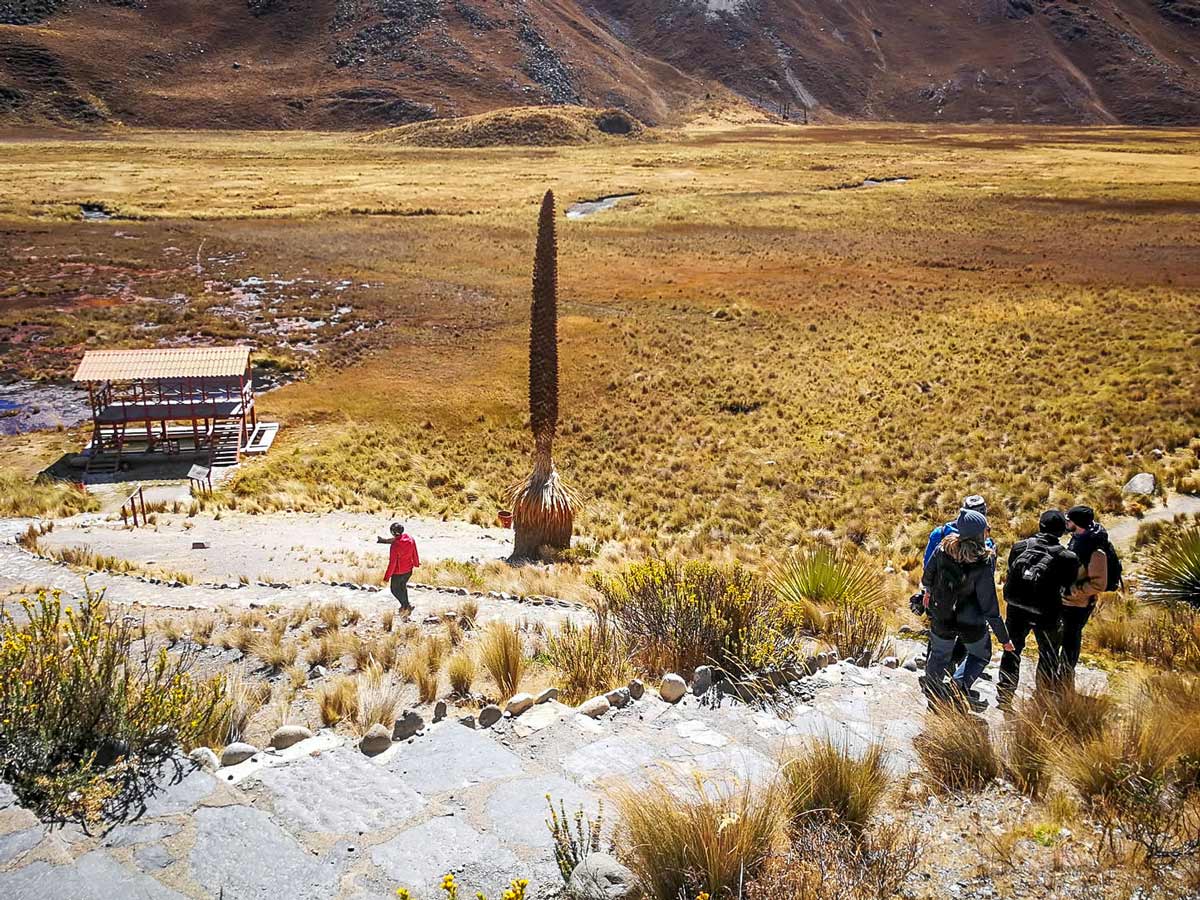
[962,495,988,515]
[1039,510,1067,537]
[956,508,988,540]
[1067,506,1095,529]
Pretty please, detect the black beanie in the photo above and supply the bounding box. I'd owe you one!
[1067,506,1095,529]
[1039,510,1067,537]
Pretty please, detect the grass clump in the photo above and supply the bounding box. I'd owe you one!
[479,621,526,700]
[354,662,402,732]
[0,471,98,518]
[591,559,782,677]
[776,548,891,663]
[779,738,891,832]
[250,634,298,672]
[914,705,999,794]
[448,651,477,696]
[546,607,632,704]
[615,773,784,900]
[317,675,359,726]
[0,590,225,821]
[1142,523,1200,607]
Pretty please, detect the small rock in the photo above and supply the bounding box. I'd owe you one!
[903,659,920,672]
[578,695,611,718]
[660,674,686,703]
[434,701,447,722]
[392,710,425,741]
[568,852,641,899]
[458,714,477,729]
[605,687,630,709]
[881,656,899,669]
[692,665,713,696]
[627,678,645,700]
[1123,472,1156,496]
[188,747,220,772]
[191,541,209,550]
[360,724,391,756]
[220,742,257,767]
[478,704,503,729]
[309,665,329,680]
[269,725,313,750]
[505,693,535,717]
[535,687,559,704]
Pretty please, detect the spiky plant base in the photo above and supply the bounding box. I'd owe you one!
[509,465,576,561]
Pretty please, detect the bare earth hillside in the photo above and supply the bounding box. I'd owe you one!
[1,0,1199,128]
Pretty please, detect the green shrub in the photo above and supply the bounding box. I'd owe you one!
[0,590,225,821]
[547,795,607,884]
[775,549,891,662]
[1143,524,1200,608]
[589,559,783,677]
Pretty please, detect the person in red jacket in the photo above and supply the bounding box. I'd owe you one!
[377,523,419,615]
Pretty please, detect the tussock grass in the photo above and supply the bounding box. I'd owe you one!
[479,621,526,700]
[250,634,298,672]
[354,663,402,732]
[306,633,347,668]
[546,608,632,705]
[448,651,477,696]
[614,773,785,900]
[317,676,358,727]
[779,738,891,832]
[0,471,98,518]
[915,706,999,794]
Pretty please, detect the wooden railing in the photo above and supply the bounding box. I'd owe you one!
[120,485,148,527]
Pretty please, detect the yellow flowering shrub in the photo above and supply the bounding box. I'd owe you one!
[0,589,225,821]
[396,875,529,900]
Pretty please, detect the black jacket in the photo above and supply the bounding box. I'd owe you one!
[1004,532,1079,617]
[922,547,1011,645]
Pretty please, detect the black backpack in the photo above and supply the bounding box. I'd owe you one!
[1103,540,1123,592]
[1005,541,1065,613]
[929,553,984,620]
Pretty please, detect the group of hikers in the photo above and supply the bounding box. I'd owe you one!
[375,494,1121,713]
[916,495,1122,712]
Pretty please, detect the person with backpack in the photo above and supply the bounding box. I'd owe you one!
[1062,506,1121,673]
[997,510,1079,710]
[913,495,996,672]
[920,508,1014,711]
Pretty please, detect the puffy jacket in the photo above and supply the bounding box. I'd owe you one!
[384,534,420,578]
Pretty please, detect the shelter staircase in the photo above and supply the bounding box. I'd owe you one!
[208,421,242,468]
[85,423,125,475]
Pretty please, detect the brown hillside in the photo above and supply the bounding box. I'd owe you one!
[1,0,1198,127]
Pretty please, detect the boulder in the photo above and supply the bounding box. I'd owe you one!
[220,742,257,767]
[478,704,503,729]
[458,714,477,729]
[659,674,687,703]
[604,687,630,709]
[433,700,447,722]
[269,725,313,750]
[692,665,713,696]
[360,723,392,756]
[188,747,220,772]
[578,695,611,718]
[627,678,645,700]
[536,687,559,704]
[1123,472,1156,496]
[881,656,900,669]
[568,853,641,900]
[505,693,536,717]
[393,710,425,741]
[903,659,921,672]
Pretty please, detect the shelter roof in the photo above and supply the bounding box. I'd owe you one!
[73,347,251,382]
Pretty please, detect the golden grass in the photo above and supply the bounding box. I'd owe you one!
[914,706,999,794]
[614,773,785,900]
[305,632,348,668]
[778,738,891,831]
[478,621,526,701]
[545,613,632,705]
[316,676,358,727]
[0,471,98,518]
[250,634,298,672]
[354,662,402,733]
[448,651,476,696]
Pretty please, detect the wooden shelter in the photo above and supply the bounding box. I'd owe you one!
[72,347,277,474]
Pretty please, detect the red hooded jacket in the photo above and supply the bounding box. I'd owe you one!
[384,534,420,578]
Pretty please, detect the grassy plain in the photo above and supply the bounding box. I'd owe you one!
[1,125,1198,567]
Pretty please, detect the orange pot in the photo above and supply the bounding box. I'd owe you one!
[498,510,513,529]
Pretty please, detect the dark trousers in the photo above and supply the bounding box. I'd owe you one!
[1060,604,1093,671]
[998,606,1063,705]
[389,572,412,609]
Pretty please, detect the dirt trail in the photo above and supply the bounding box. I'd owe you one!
[1104,491,1200,550]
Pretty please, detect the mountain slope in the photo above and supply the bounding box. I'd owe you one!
[1,0,1198,128]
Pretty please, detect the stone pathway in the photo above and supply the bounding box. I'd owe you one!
[0,518,585,631]
[0,658,951,900]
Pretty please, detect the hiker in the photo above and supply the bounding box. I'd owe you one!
[914,495,996,672]
[997,510,1078,710]
[377,522,420,615]
[1062,506,1121,674]
[920,508,1014,711]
